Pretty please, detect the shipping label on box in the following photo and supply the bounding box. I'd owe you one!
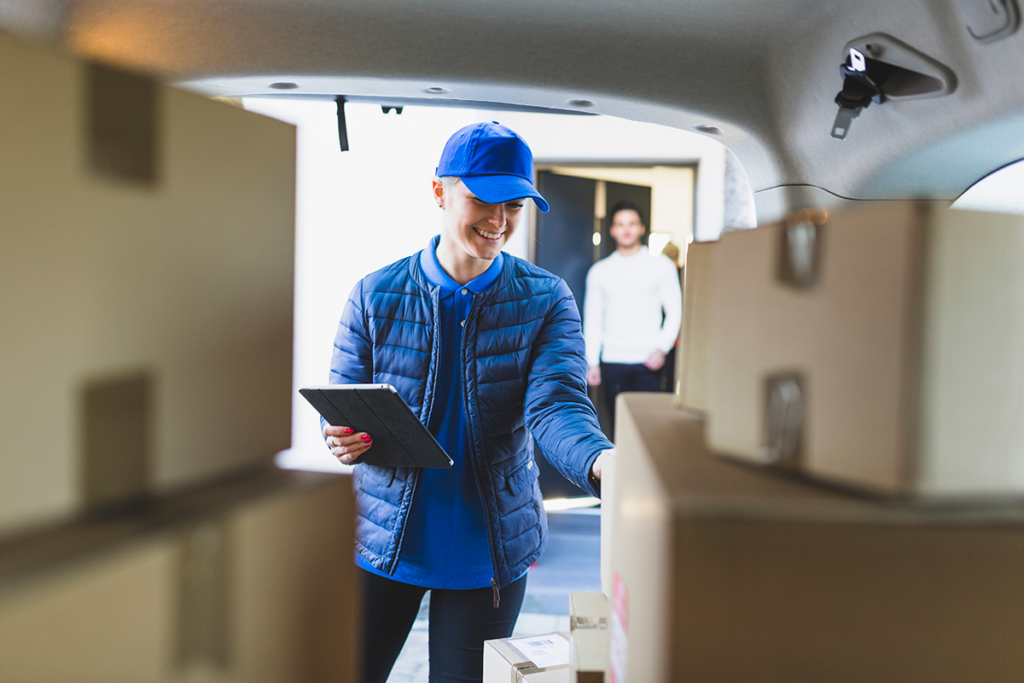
[483,631,570,682]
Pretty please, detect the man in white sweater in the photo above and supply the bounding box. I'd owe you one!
[584,201,683,427]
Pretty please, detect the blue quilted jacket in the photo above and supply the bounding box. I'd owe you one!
[330,249,613,588]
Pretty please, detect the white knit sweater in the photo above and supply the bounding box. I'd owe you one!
[583,246,683,367]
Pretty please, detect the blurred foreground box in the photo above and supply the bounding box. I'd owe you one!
[0,469,357,683]
[0,33,295,532]
[704,202,1024,497]
[610,392,1024,683]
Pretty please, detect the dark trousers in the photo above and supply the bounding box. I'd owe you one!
[601,362,665,430]
[358,567,528,683]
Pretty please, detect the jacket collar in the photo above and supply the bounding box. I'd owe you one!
[419,235,504,298]
[408,240,516,305]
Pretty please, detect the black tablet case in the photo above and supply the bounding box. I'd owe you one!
[300,384,453,468]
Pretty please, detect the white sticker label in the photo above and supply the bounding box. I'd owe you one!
[508,634,570,669]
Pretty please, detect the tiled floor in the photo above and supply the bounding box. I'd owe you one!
[386,509,601,683]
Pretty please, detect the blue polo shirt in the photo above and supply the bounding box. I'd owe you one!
[356,236,502,589]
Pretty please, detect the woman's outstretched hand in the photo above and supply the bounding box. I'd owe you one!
[324,424,373,464]
[591,449,614,481]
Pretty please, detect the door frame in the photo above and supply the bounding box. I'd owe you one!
[530,161,697,267]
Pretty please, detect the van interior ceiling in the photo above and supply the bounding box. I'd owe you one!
[2,0,1023,209]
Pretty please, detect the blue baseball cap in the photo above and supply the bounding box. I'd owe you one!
[436,122,550,213]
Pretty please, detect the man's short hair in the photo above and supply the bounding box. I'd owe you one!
[609,201,645,226]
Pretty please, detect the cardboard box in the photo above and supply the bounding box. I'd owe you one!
[569,593,609,683]
[599,449,617,598]
[706,202,1024,496]
[0,35,295,532]
[609,392,1024,683]
[0,471,358,683]
[484,632,571,682]
[676,240,717,412]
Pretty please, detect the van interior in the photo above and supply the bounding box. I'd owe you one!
[3,0,1024,681]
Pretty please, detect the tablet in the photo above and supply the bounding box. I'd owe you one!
[300,384,453,468]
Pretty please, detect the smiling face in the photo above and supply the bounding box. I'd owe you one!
[433,178,525,276]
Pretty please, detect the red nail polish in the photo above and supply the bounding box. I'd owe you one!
[361,434,371,442]
[343,428,354,435]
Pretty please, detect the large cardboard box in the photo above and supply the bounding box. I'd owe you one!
[484,632,571,682]
[707,202,1024,496]
[0,470,358,683]
[0,35,295,532]
[609,392,1024,683]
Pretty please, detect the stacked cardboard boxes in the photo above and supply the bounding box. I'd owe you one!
[609,392,1024,683]
[0,34,357,683]
[703,203,1024,496]
[605,201,1024,681]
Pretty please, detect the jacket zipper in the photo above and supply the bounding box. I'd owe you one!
[387,285,442,576]
[461,292,503,606]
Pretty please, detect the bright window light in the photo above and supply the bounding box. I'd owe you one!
[952,158,1024,215]
[543,496,600,511]
[648,231,673,256]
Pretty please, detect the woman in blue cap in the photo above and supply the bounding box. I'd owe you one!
[323,121,613,683]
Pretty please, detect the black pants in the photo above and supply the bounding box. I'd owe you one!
[358,567,528,683]
[601,362,665,429]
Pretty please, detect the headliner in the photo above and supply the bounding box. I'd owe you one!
[3,0,1023,202]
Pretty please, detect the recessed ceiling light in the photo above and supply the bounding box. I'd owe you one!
[568,99,594,108]
[269,82,299,90]
[423,86,450,94]
[695,125,723,135]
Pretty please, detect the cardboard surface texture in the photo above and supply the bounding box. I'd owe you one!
[484,632,571,682]
[0,34,295,532]
[0,473,358,683]
[677,240,717,412]
[706,201,1024,496]
[609,392,1024,683]
[599,449,617,598]
[570,593,609,683]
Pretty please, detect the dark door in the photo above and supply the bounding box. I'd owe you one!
[532,171,652,499]
[534,172,596,315]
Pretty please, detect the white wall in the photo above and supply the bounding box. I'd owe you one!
[241,99,728,471]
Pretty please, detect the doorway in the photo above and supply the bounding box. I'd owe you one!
[530,165,694,499]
